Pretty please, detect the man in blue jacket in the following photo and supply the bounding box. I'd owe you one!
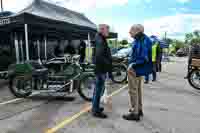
[123,24,152,121]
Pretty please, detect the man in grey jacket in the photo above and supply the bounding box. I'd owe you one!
[92,24,112,119]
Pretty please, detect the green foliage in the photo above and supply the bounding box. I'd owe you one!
[171,40,185,51]
[193,30,200,38]
[120,39,128,45]
[165,38,173,45]
[190,38,200,45]
[185,30,200,45]
[168,39,186,55]
[185,33,193,44]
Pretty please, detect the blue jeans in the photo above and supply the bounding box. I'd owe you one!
[92,73,106,113]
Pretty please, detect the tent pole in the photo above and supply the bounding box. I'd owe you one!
[87,33,91,62]
[44,36,47,61]
[14,33,20,64]
[37,40,41,63]
[24,24,29,61]
[1,0,3,12]
[20,36,24,63]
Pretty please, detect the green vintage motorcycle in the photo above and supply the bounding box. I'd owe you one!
[8,55,95,101]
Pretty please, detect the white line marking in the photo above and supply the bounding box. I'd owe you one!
[0,98,23,106]
[0,91,41,106]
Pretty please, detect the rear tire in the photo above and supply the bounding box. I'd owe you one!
[78,73,96,102]
[9,75,33,98]
[188,69,200,90]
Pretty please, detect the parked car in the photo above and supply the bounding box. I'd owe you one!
[176,48,188,57]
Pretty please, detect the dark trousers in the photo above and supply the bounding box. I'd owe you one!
[108,71,113,80]
[145,62,157,82]
[157,62,162,72]
[92,73,106,112]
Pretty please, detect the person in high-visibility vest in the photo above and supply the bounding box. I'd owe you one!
[145,41,159,83]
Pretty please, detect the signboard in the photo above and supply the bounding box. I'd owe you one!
[0,18,10,26]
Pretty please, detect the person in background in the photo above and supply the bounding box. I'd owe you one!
[54,44,62,57]
[157,47,163,72]
[123,24,152,121]
[145,38,160,83]
[185,43,200,78]
[79,40,86,63]
[92,24,112,119]
[64,40,76,55]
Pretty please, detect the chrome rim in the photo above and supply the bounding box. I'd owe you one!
[190,71,200,89]
[112,67,127,82]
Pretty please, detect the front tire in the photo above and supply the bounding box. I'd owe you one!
[111,64,127,84]
[78,73,96,101]
[188,69,200,90]
[9,75,33,98]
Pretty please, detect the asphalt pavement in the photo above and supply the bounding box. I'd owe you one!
[0,57,200,133]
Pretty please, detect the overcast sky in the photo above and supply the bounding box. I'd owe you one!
[3,0,200,40]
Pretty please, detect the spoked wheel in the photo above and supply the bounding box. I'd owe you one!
[9,76,33,98]
[78,73,96,101]
[111,64,127,84]
[188,69,200,90]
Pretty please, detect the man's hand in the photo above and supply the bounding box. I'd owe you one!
[128,67,136,77]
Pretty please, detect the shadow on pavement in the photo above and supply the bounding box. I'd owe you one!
[0,80,8,88]
[28,95,76,102]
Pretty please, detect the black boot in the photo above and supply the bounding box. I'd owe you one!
[152,79,156,82]
[92,112,108,119]
[129,109,143,117]
[122,113,140,121]
[139,110,144,117]
[100,107,104,112]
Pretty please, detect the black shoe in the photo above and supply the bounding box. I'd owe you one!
[128,110,143,117]
[122,113,140,121]
[152,79,156,82]
[100,107,104,112]
[139,110,144,117]
[144,81,149,84]
[92,112,108,119]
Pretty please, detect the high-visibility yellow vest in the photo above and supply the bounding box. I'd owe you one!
[152,43,158,62]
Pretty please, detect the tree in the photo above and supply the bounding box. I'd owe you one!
[121,39,128,45]
[165,38,173,45]
[190,38,200,45]
[185,30,200,45]
[193,30,200,38]
[185,33,193,44]
[172,40,185,51]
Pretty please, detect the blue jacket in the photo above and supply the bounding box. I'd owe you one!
[128,34,153,76]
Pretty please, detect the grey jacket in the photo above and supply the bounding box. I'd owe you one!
[93,33,112,74]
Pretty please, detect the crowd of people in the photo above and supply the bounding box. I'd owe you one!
[91,24,163,121]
